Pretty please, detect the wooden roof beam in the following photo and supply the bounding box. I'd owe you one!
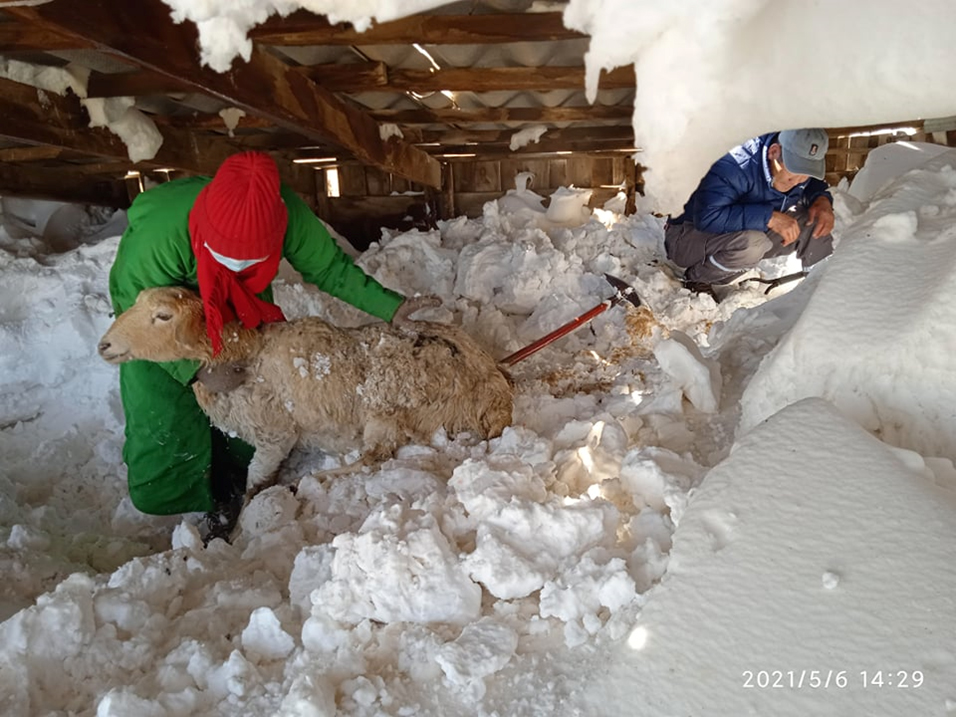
[87,70,192,98]
[0,20,89,52]
[0,161,129,207]
[8,0,441,188]
[369,105,634,125]
[418,124,635,147]
[301,64,635,93]
[0,75,313,193]
[250,11,584,46]
[430,138,637,157]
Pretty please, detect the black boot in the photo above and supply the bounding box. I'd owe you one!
[203,466,247,545]
[202,491,243,545]
[682,279,720,303]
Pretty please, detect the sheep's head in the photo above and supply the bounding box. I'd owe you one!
[98,286,208,364]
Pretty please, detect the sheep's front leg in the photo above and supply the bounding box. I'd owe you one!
[244,435,297,501]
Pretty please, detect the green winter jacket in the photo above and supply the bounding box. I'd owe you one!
[109,176,404,515]
[110,176,404,384]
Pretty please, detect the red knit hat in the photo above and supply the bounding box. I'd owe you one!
[189,152,288,355]
[193,151,288,258]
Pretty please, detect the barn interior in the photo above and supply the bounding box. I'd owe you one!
[0,0,954,249]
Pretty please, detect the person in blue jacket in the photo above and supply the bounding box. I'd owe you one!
[665,128,835,299]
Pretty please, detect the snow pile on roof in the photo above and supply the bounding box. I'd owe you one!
[564,0,956,211]
[160,0,451,72]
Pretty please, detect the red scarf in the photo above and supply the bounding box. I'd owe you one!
[189,187,286,356]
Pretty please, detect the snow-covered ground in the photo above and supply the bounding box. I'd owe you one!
[2,141,956,716]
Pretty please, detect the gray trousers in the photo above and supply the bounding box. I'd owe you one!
[664,207,833,285]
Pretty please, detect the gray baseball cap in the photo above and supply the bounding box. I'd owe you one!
[778,128,828,180]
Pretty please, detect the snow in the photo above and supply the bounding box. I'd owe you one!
[581,397,956,716]
[740,149,956,460]
[562,0,956,211]
[4,139,956,714]
[510,125,548,152]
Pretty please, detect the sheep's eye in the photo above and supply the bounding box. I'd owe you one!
[154,312,173,322]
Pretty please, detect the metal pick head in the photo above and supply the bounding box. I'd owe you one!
[604,273,643,308]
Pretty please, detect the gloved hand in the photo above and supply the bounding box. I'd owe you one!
[193,362,249,393]
[392,295,442,325]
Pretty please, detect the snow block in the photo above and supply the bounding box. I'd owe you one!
[584,398,956,716]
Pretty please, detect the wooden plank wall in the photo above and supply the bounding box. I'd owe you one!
[321,155,642,249]
[825,128,956,187]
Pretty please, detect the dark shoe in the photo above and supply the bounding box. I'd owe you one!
[682,280,720,303]
[202,491,243,545]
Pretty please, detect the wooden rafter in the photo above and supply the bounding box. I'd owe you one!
[0,75,313,192]
[86,70,191,99]
[0,20,88,52]
[7,0,441,188]
[368,105,634,125]
[88,62,635,98]
[0,161,129,206]
[0,145,66,162]
[153,112,275,132]
[250,11,584,46]
[300,64,635,93]
[430,137,637,157]
[418,125,633,146]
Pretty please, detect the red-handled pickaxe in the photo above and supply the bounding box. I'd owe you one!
[500,273,643,366]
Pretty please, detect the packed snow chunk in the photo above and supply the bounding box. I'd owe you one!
[237,484,300,535]
[539,554,638,647]
[545,186,593,226]
[379,122,404,141]
[82,96,163,163]
[301,612,352,654]
[313,504,481,625]
[553,417,629,493]
[278,674,336,717]
[449,459,548,520]
[96,689,168,717]
[497,171,548,215]
[171,521,203,552]
[619,446,707,523]
[436,618,519,695]
[510,125,547,151]
[6,524,50,551]
[653,331,721,413]
[585,398,956,716]
[210,650,261,698]
[93,590,154,634]
[464,499,620,599]
[288,545,334,616]
[241,607,296,662]
[2,573,96,660]
[848,141,953,203]
[740,150,956,461]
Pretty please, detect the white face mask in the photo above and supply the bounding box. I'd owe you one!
[205,243,269,272]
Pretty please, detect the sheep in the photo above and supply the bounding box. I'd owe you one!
[98,286,514,501]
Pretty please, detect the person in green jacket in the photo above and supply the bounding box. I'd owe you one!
[109,151,428,537]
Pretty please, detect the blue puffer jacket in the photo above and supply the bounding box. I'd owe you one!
[669,132,832,234]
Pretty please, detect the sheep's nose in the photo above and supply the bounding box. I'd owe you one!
[98,340,111,355]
